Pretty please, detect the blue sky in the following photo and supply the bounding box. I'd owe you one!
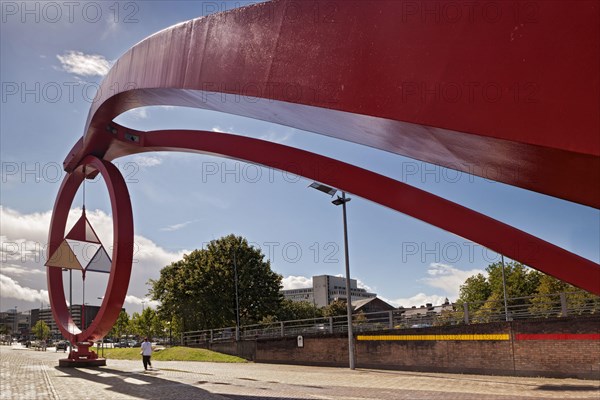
[1,1,598,316]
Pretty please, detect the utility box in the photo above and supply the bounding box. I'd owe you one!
[297,335,304,348]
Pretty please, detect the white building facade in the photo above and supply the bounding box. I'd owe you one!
[281,275,376,307]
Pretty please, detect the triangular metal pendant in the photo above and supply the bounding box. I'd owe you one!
[46,240,84,270]
[45,209,111,272]
[65,211,101,244]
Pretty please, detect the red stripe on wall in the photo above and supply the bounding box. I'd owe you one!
[516,334,600,341]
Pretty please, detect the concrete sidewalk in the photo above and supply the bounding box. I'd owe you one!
[1,344,598,399]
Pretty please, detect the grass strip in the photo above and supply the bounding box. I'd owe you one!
[98,346,247,363]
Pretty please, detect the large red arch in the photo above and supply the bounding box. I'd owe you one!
[66,0,599,208]
[49,0,600,351]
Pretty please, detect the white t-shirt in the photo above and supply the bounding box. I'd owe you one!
[141,341,152,356]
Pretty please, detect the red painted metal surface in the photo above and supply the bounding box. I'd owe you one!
[49,1,600,354]
[66,0,599,208]
[47,156,133,344]
[102,126,600,295]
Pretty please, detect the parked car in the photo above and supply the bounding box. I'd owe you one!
[113,340,130,348]
[55,341,68,351]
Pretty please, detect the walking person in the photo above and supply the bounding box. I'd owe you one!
[141,337,153,370]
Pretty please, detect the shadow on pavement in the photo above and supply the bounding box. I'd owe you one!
[54,366,314,400]
[535,384,600,392]
[55,366,218,399]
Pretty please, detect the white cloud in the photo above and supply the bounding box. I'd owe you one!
[101,18,120,40]
[0,206,53,244]
[282,275,312,290]
[133,155,163,168]
[1,264,44,276]
[124,295,159,309]
[211,125,293,144]
[56,51,111,77]
[129,108,148,119]
[420,263,484,299]
[259,131,292,144]
[376,263,483,308]
[160,220,194,232]
[0,274,49,303]
[132,235,186,267]
[382,293,448,309]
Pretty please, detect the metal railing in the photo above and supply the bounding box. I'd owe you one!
[181,290,599,345]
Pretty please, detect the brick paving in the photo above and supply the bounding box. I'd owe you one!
[1,344,598,399]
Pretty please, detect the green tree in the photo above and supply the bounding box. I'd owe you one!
[273,300,322,321]
[457,261,540,315]
[130,308,163,339]
[109,310,130,340]
[486,261,541,301]
[456,260,599,321]
[150,234,283,331]
[457,273,491,306]
[322,300,348,317]
[32,320,50,340]
[529,274,600,316]
[129,312,141,336]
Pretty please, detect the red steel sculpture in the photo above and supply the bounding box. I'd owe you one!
[47,1,600,363]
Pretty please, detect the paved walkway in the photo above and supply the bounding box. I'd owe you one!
[1,344,598,399]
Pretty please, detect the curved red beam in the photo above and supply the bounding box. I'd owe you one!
[105,126,600,295]
[47,156,133,342]
[66,0,599,208]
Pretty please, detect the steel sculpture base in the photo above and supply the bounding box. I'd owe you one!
[59,342,106,367]
[59,358,106,368]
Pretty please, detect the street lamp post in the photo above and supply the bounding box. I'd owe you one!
[309,182,356,370]
[233,249,241,342]
[14,306,18,338]
[500,255,509,321]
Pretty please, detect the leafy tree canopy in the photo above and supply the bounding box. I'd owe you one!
[456,260,598,317]
[150,234,283,332]
[32,320,50,340]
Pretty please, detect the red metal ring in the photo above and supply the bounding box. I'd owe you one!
[47,155,133,343]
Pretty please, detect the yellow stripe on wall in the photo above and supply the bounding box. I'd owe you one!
[357,334,510,341]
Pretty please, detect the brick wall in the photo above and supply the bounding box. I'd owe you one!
[251,315,599,379]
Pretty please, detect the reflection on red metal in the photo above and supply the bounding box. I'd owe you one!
[49,0,600,362]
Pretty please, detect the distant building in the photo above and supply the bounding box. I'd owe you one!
[2,304,126,339]
[352,297,395,314]
[281,275,376,307]
[398,299,454,325]
[30,304,107,339]
[0,309,29,336]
